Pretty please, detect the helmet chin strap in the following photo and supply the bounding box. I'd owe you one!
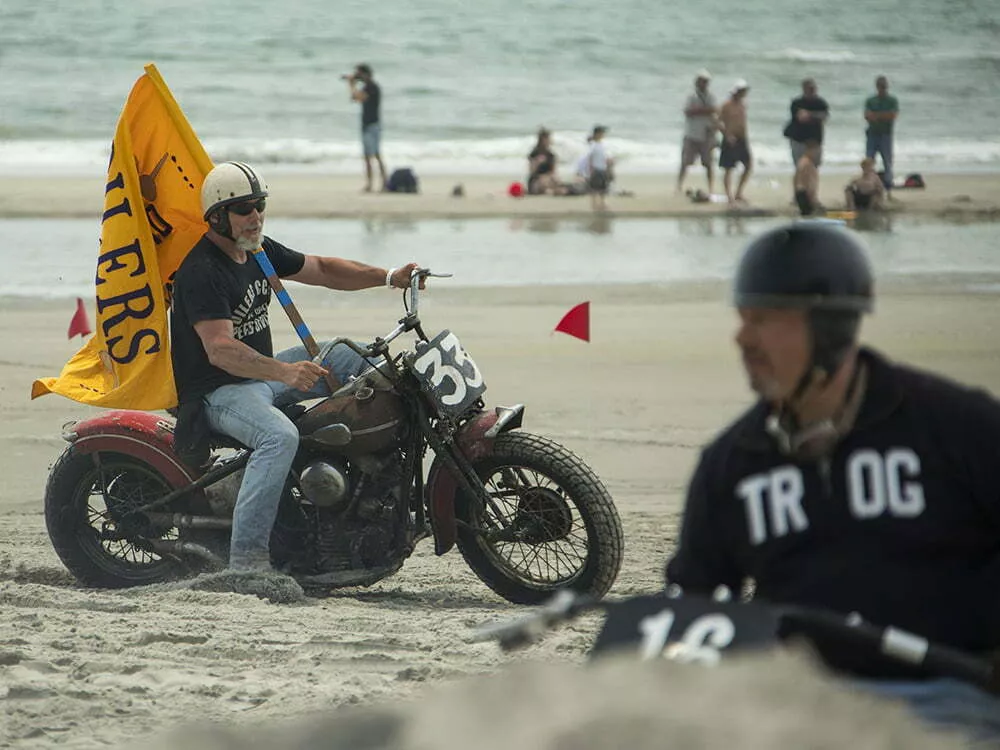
[766,359,866,460]
[208,209,234,240]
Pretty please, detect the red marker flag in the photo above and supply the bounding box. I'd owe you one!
[68,297,92,339]
[554,301,590,342]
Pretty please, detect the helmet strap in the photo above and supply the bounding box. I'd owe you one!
[208,209,234,241]
[768,361,867,460]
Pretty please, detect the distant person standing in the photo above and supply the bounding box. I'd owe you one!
[718,79,753,205]
[784,78,830,167]
[864,76,899,191]
[344,64,387,192]
[586,125,613,212]
[677,70,718,195]
[793,141,822,216]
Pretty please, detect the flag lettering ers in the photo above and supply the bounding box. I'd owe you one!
[97,157,161,365]
[250,249,339,391]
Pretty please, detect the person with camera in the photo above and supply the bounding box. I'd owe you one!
[665,222,1000,740]
[343,63,387,192]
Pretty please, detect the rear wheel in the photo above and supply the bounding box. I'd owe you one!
[44,447,181,588]
[455,432,623,604]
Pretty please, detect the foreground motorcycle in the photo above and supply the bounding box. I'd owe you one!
[44,269,624,602]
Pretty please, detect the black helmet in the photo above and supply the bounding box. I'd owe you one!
[734,222,874,313]
[734,222,874,378]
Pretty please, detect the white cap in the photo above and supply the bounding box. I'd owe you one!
[696,68,712,81]
[732,78,749,93]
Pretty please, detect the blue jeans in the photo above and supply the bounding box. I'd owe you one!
[855,678,1000,744]
[866,132,894,189]
[202,341,371,568]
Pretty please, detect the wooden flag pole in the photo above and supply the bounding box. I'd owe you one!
[250,248,341,392]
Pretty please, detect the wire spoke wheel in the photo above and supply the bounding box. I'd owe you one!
[81,460,177,566]
[45,449,181,587]
[454,432,623,605]
[477,466,587,586]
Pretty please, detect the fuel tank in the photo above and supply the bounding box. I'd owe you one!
[295,363,405,456]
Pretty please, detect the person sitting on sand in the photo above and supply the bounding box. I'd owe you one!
[844,157,886,211]
[793,141,822,216]
[526,128,566,196]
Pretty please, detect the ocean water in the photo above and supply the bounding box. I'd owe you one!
[5,215,1000,299]
[1,0,999,177]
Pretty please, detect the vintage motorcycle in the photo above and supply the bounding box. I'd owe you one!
[44,269,624,602]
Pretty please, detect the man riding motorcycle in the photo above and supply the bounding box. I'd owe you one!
[170,161,420,573]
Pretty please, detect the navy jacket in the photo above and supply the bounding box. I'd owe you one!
[666,347,1000,677]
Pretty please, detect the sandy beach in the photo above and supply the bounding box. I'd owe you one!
[1,274,998,747]
[2,171,999,221]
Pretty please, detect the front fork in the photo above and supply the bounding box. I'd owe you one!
[423,404,525,554]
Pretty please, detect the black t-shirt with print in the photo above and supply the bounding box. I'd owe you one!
[169,234,306,404]
[666,347,1000,679]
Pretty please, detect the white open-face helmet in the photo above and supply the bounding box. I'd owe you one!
[201,161,269,221]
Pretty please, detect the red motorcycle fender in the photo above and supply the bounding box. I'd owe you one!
[426,404,524,555]
[63,410,199,490]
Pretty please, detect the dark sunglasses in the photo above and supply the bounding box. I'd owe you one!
[228,198,266,216]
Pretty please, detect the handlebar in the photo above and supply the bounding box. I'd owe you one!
[312,267,452,365]
[472,590,1000,694]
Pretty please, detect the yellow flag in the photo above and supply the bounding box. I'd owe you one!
[31,64,214,410]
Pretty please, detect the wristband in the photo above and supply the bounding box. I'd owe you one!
[385,268,398,288]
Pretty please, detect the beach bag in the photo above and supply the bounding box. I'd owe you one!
[387,168,419,193]
[903,173,925,189]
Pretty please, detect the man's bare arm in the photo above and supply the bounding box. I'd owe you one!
[288,256,385,290]
[194,318,325,389]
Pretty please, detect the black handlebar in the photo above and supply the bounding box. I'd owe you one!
[312,267,452,365]
[778,606,1000,694]
[472,590,1000,695]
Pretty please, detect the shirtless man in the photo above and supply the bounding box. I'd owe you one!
[718,80,752,205]
[844,157,886,211]
[793,141,822,216]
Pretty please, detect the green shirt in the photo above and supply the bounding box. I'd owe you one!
[864,94,899,136]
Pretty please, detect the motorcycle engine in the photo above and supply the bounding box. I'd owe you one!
[299,459,350,510]
[314,453,405,573]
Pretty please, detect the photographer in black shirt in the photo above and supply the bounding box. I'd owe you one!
[344,63,387,192]
[666,222,1000,739]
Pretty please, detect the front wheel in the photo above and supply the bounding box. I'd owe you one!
[455,432,623,604]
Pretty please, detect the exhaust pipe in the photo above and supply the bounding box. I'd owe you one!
[148,539,226,568]
[146,512,232,530]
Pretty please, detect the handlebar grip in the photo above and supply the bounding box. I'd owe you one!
[780,608,999,693]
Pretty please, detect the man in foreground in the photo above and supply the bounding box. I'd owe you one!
[170,161,419,572]
[665,222,1000,739]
